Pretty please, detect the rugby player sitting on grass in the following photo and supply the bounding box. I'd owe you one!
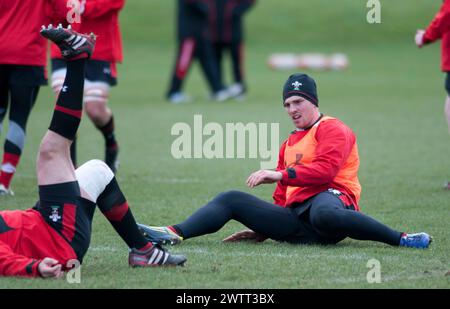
[139,73,432,250]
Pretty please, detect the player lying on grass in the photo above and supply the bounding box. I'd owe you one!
[0,26,186,278]
[139,73,432,249]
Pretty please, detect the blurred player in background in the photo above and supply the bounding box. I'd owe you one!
[140,73,432,250]
[51,0,124,173]
[210,0,255,100]
[415,0,450,190]
[0,0,69,196]
[0,27,186,278]
[166,0,231,104]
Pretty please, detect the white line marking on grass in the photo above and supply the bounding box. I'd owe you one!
[152,178,204,184]
[176,247,371,260]
[14,174,206,184]
[90,246,120,252]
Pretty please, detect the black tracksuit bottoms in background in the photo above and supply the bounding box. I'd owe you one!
[174,190,402,246]
[213,41,244,85]
[167,37,223,97]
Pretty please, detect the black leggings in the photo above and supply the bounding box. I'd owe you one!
[175,190,402,246]
[0,82,39,155]
[445,72,450,96]
[167,37,224,96]
[213,41,244,85]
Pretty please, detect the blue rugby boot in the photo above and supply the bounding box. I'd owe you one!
[399,232,432,249]
[137,223,183,246]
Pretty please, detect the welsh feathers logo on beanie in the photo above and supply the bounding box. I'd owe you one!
[282,73,318,106]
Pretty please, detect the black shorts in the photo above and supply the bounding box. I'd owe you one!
[283,191,354,245]
[51,59,117,86]
[445,72,450,96]
[34,181,96,263]
[0,64,47,86]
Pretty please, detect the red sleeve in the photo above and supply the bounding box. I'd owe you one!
[272,140,287,206]
[280,120,355,187]
[0,241,41,277]
[423,1,450,43]
[83,0,125,19]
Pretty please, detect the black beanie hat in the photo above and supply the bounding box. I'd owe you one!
[282,73,318,106]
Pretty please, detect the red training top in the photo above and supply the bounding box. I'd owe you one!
[50,0,125,63]
[0,0,67,66]
[0,209,76,277]
[423,0,450,71]
[272,117,361,210]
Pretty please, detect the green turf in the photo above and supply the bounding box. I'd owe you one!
[0,0,449,288]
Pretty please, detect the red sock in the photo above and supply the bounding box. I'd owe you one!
[168,226,179,235]
[138,242,153,252]
[0,152,20,189]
